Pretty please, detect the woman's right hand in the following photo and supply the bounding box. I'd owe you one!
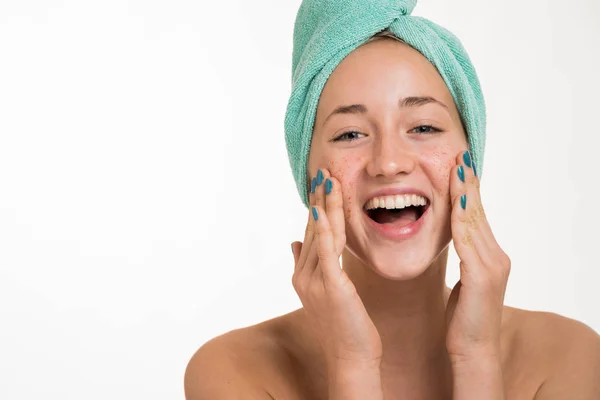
[291,168,382,369]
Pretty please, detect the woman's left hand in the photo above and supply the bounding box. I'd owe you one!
[445,150,511,364]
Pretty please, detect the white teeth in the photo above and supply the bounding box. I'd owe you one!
[395,195,405,209]
[385,197,394,209]
[365,194,428,210]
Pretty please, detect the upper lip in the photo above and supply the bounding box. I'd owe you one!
[362,186,430,208]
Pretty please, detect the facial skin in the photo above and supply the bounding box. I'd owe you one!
[307,38,469,280]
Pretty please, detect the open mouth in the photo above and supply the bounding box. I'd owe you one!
[363,194,430,227]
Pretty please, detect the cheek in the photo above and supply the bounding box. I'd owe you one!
[326,156,363,222]
[424,145,456,199]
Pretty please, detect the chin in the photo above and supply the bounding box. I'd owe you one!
[347,240,441,280]
[343,202,452,280]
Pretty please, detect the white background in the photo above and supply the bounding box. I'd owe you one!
[1,0,599,398]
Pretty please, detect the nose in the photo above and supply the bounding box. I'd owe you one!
[366,132,416,178]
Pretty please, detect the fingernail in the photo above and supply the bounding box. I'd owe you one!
[311,177,317,193]
[317,169,324,185]
[463,151,472,168]
[325,178,332,195]
[460,194,467,210]
[312,206,319,221]
[473,161,478,177]
[457,166,465,183]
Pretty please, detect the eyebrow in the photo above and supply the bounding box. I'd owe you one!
[322,96,448,127]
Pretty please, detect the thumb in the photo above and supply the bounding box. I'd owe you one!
[446,280,462,329]
[291,241,302,265]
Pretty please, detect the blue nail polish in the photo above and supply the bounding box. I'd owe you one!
[317,169,324,185]
[460,194,467,210]
[473,161,478,177]
[463,151,472,168]
[312,207,319,221]
[325,178,332,195]
[311,177,317,193]
[457,166,465,183]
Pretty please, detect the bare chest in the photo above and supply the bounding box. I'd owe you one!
[261,351,544,400]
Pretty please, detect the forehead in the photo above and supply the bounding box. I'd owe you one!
[315,39,458,121]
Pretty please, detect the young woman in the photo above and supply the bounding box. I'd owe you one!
[185,1,600,398]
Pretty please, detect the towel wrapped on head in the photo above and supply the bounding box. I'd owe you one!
[284,0,486,208]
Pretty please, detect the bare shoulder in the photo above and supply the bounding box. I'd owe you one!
[503,306,600,399]
[185,310,323,400]
[184,325,278,400]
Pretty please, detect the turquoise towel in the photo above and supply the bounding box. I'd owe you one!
[284,0,486,208]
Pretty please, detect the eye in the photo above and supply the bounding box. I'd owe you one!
[332,130,366,142]
[409,125,442,134]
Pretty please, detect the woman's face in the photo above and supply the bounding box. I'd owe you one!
[308,38,468,279]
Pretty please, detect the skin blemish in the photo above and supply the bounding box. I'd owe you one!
[346,195,353,220]
[427,144,456,197]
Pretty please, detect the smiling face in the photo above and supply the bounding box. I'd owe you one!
[307,38,469,280]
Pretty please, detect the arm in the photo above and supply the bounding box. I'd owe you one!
[534,319,600,399]
[184,337,272,400]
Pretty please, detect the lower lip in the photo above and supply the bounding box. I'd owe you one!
[363,205,430,241]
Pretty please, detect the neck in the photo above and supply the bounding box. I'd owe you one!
[341,247,452,373]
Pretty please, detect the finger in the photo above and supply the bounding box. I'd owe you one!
[324,175,346,255]
[302,233,319,278]
[294,238,320,293]
[450,205,485,281]
[461,177,511,287]
[291,241,302,266]
[453,151,493,238]
[445,280,462,329]
[314,168,326,214]
[312,205,342,283]
[450,150,485,277]
[292,240,314,289]
[297,173,319,271]
[451,151,502,266]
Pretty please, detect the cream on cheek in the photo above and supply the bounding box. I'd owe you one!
[326,155,363,223]
[424,144,457,206]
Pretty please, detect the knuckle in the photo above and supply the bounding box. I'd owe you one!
[459,231,474,247]
[466,213,479,230]
[315,183,324,200]
[474,202,485,218]
[335,237,346,254]
[317,245,329,261]
[499,252,511,273]
[327,193,343,209]
[315,221,326,235]
[452,194,462,208]
[293,273,309,293]
[468,174,478,186]
[478,250,493,268]
[305,221,315,235]
[291,274,302,293]
[464,203,485,230]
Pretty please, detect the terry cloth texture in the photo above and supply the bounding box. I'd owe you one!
[284,0,486,207]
